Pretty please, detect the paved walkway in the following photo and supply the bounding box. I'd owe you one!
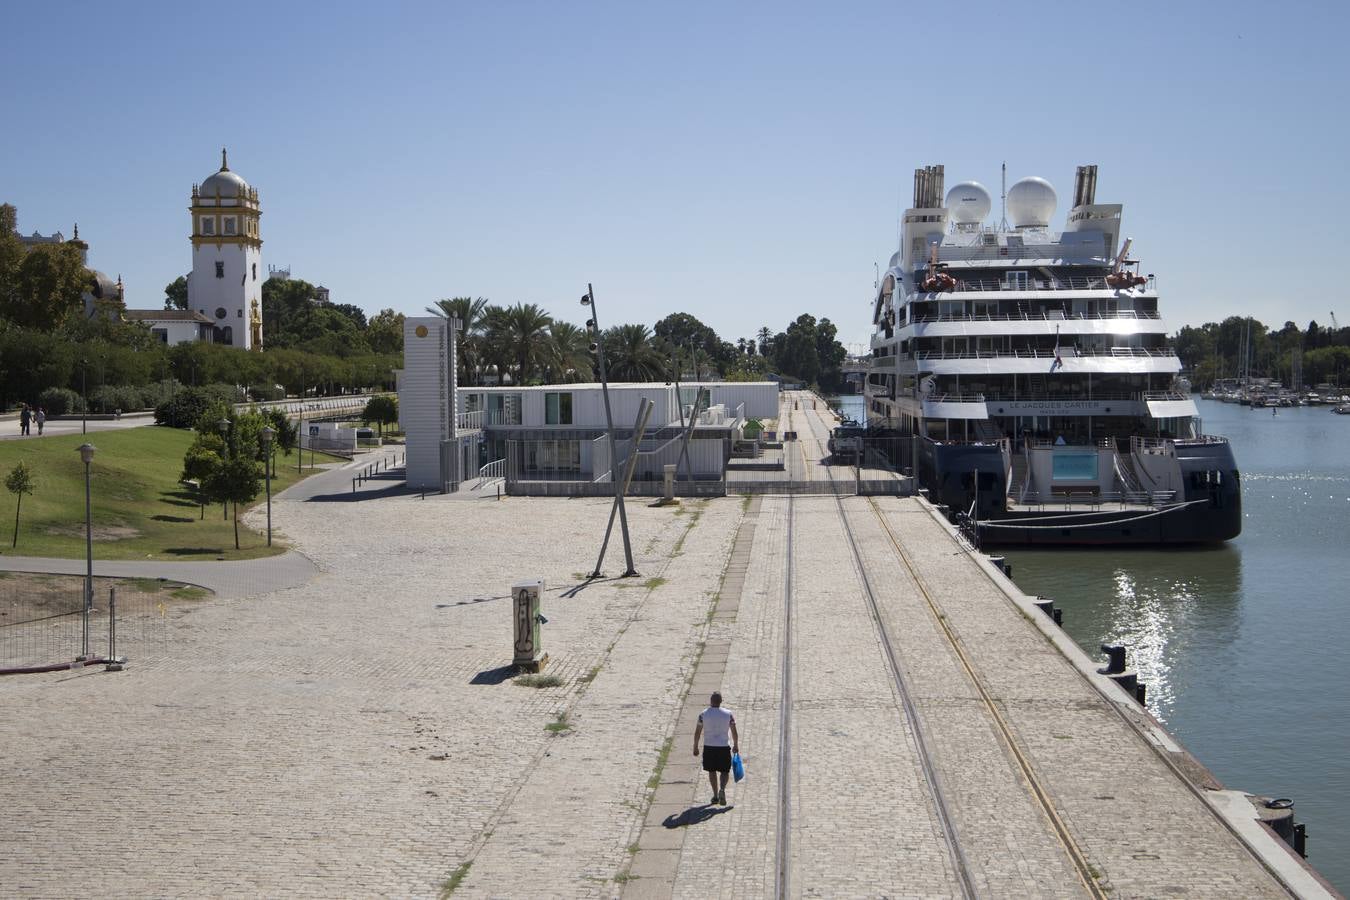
[0,398,1333,897]
[0,411,156,441]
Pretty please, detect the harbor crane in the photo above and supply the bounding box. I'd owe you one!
[1331,311,1339,330]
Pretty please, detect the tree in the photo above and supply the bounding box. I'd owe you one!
[361,394,398,435]
[603,323,665,381]
[5,461,34,548]
[504,302,554,384]
[653,312,736,374]
[428,297,488,384]
[543,321,593,383]
[330,302,367,330]
[181,436,224,519]
[367,308,405,354]
[4,242,88,329]
[206,455,263,550]
[163,275,189,310]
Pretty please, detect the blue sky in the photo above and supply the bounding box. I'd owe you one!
[4,0,1347,352]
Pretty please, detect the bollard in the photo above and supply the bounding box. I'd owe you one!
[512,579,547,672]
[352,478,357,493]
[1134,682,1147,705]
[1099,644,1127,675]
[1033,597,1055,619]
[1053,607,1064,626]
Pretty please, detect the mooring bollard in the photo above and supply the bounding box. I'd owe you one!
[1099,644,1127,675]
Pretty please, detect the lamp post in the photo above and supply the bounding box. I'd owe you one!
[260,425,274,546]
[582,285,636,578]
[219,418,232,521]
[80,359,88,435]
[77,443,96,660]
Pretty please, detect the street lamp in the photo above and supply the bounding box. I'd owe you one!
[76,443,96,660]
[582,285,636,578]
[218,418,232,521]
[260,425,274,546]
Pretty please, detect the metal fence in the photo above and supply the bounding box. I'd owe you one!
[0,574,173,675]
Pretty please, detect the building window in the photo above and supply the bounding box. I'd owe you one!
[215,307,227,319]
[252,263,257,281]
[237,309,243,317]
[152,328,168,343]
[215,262,224,279]
[201,217,215,235]
[544,392,573,425]
[223,217,237,235]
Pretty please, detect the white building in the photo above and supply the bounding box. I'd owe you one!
[123,309,215,345]
[187,148,263,349]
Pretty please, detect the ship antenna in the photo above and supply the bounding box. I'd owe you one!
[999,161,1009,232]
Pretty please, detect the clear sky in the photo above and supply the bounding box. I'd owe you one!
[4,0,1348,353]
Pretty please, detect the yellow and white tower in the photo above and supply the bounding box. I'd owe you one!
[188,148,263,349]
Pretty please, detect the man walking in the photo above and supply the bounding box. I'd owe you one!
[692,691,739,806]
[19,404,31,436]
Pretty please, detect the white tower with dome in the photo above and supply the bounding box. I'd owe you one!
[188,148,263,349]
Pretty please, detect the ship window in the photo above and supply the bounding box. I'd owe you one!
[1005,271,1029,291]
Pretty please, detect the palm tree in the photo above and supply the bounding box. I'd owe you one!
[427,297,488,384]
[544,322,594,382]
[478,305,512,385]
[603,324,665,382]
[504,303,553,384]
[756,326,772,357]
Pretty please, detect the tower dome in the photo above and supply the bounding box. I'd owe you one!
[199,148,250,198]
[1007,176,1057,228]
[946,181,991,225]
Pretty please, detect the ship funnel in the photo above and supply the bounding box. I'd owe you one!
[912,164,945,209]
[1073,164,1099,207]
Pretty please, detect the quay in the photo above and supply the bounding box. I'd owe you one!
[0,394,1335,897]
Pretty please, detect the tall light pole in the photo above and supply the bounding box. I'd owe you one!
[260,425,274,546]
[219,418,232,521]
[77,443,96,660]
[80,359,88,435]
[582,285,636,577]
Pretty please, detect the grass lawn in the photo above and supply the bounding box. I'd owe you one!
[0,427,343,561]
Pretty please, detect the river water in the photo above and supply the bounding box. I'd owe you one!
[833,393,1350,888]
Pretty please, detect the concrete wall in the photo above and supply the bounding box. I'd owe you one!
[146,319,207,346]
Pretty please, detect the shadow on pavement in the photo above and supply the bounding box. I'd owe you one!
[469,665,518,686]
[303,484,419,503]
[662,805,734,828]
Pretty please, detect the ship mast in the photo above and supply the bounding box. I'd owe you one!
[998,161,1008,232]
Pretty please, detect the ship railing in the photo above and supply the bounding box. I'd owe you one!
[1014,489,1176,509]
[923,392,986,403]
[1025,438,1115,449]
[913,347,1177,361]
[1142,390,1190,401]
[910,310,1161,324]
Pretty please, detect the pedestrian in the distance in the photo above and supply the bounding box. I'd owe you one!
[35,407,46,435]
[19,404,30,436]
[692,691,739,806]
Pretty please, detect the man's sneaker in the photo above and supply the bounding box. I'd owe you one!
[718,790,726,805]
[710,794,719,806]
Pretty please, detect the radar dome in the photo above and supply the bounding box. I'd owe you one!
[1007,176,1057,228]
[946,181,991,224]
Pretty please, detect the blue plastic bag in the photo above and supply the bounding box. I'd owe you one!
[731,752,745,782]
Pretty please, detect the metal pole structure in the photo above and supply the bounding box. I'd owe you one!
[261,425,274,546]
[671,349,695,484]
[77,443,96,660]
[594,398,655,576]
[582,284,636,578]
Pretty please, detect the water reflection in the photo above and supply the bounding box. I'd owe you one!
[1010,546,1241,724]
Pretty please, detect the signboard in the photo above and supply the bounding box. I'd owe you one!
[987,400,1145,417]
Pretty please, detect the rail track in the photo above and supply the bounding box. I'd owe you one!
[766,392,1108,898]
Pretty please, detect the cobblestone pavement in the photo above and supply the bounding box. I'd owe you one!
[0,486,739,898]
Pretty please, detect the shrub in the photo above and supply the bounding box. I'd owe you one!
[202,383,245,405]
[88,384,144,414]
[138,381,182,411]
[155,387,216,429]
[37,387,83,417]
[248,383,285,402]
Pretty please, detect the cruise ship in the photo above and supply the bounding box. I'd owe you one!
[865,164,1241,545]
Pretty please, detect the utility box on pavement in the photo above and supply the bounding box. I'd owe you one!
[512,579,546,672]
[663,464,677,502]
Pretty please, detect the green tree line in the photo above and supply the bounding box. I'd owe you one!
[429,298,849,391]
[1172,316,1350,388]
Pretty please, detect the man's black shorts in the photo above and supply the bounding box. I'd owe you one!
[702,745,732,773]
